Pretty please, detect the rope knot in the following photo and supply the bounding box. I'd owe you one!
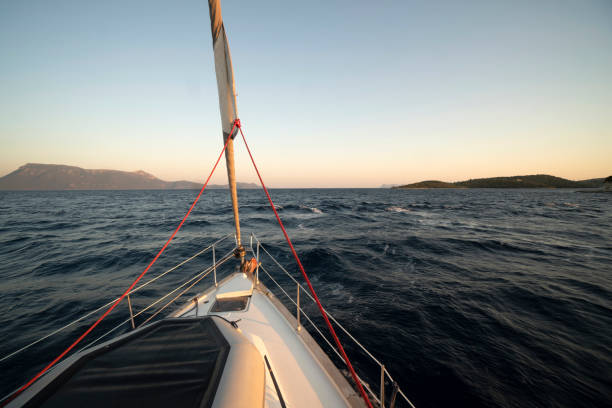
[233,118,241,128]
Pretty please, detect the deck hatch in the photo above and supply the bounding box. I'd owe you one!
[210,295,250,312]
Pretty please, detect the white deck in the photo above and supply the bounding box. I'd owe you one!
[174,273,361,408]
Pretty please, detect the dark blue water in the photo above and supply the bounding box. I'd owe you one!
[0,189,610,407]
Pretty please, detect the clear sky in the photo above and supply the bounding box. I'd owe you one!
[1,0,611,187]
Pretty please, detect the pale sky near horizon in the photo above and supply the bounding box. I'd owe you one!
[1,0,611,188]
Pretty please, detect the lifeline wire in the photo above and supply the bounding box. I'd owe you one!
[0,234,231,364]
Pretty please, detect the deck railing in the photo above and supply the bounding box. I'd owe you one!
[0,234,234,363]
[248,233,416,408]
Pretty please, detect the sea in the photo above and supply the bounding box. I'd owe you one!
[0,188,610,407]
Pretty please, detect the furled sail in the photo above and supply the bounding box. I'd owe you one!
[209,0,238,137]
[208,0,243,251]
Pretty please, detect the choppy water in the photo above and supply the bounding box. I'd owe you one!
[0,189,610,407]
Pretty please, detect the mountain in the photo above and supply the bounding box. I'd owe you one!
[393,174,608,189]
[0,164,259,190]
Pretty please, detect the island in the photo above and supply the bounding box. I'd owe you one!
[392,175,607,189]
[0,163,259,190]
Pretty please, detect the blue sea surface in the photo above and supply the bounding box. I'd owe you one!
[0,189,610,407]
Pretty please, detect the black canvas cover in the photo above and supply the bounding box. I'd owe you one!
[24,318,229,408]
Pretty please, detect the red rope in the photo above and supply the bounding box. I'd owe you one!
[237,124,374,408]
[1,122,237,407]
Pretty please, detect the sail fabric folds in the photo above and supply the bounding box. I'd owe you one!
[209,0,238,141]
[208,0,243,248]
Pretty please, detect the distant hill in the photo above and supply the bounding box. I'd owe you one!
[578,176,612,193]
[578,177,605,186]
[392,180,461,189]
[393,174,608,189]
[0,164,259,190]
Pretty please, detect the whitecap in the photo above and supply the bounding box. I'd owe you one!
[385,206,410,213]
[299,205,323,214]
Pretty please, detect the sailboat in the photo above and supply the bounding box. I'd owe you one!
[2,1,414,407]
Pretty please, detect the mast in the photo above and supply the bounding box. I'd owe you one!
[208,0,244,260]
